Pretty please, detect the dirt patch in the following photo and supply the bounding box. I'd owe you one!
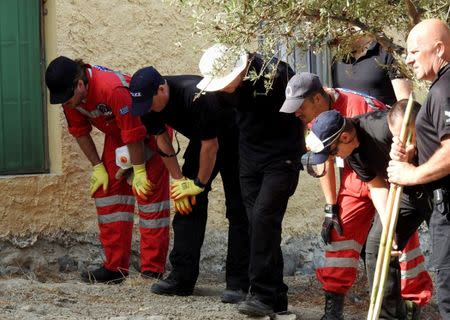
[0,271,442,320]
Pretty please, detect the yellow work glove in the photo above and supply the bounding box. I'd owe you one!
[170,178,204,200]
[173,196,197,215]
[132,164,153,201]
[90,163,109,196]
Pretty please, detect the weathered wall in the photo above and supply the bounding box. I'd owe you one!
[0,0,325,276]
[0,0,214,235]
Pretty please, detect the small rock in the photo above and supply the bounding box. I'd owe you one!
[274,313,297,320]
[21,305,35,312]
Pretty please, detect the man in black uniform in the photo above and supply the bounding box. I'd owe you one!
[197,44,305,317]
[387,19,450,319]
[304,105,433,320]
[129,67,249,303]
[331,32,411,106]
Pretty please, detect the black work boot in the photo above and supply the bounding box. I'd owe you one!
[221,288,247,304]
[150,276,194,296]
[321,291,345,320]
[237,295,274,317]
[81,266,128,284]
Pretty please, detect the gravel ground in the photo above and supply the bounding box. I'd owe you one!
[0,270,407,320]
[0,270,442,320]
[0,271,362,320]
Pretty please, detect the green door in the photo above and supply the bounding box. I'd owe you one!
[0,0,47,174]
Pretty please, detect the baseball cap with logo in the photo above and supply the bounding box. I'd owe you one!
[279,72,323,113]
[197,44,248,92]
[45,56,78,104]
[302,110,346,169]
[129,66,165,116]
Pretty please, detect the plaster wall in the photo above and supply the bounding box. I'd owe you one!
[0,0,325,276]
[0,0,323,238]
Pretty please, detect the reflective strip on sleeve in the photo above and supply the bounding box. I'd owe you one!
[95,195,135,207]
[139,217,170,229]
[325,240,363,253]
[114,71,129,88]
[399,247,422,263]
[138,200,171,213]
[400,261,427,280]
[97,212,134,224]
[322,257,360,269]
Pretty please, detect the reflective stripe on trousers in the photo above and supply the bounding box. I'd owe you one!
[399,232,433,306]
[138,200,171,229]
[322,240,362,268]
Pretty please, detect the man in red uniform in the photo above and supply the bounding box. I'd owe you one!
[45,56,171,283]
[280,73,432,319]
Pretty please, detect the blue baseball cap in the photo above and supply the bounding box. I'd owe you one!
[301,110,346,166]
[130,66,165,116]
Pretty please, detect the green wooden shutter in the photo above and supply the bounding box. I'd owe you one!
[0,0,47,174]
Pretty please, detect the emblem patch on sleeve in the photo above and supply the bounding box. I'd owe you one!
[119,106,129,115]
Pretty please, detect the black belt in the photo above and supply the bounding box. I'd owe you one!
[403,185,427,199]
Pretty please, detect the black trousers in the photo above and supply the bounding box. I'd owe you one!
[239,155,300,308]
[430,188,450,319]
[366,188,431,320]
[168,131,249,290]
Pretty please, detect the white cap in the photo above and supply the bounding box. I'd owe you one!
[197,44,248,92]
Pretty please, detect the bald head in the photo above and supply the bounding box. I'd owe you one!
[406,19,450,81]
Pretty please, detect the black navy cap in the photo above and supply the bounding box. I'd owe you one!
[129,66,165,116]
[45,56,78,104]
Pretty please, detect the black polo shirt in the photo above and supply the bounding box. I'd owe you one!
[231,54,305,163]
[415,64,450,190]
[140,75,234,141]
[346,110,392,182]
[331,42,400,106]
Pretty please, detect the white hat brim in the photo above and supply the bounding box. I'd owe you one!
[197,61,247,92]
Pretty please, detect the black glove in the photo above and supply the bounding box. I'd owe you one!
[321,204,343,245]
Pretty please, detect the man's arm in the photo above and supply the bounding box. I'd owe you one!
[127,140,145,165]
[388,135,450,185]
[367,175,389,227]
[391,79,412,101]
[319,158,337,204]
[75,134,101,166]
[197,138,219,184]
[156,131,183,179]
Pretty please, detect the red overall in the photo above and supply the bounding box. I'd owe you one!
[315,89,432,306]
[63,66,170,274]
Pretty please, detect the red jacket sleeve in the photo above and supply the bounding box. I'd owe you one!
[62,105,92,137]
[108,86,147,144]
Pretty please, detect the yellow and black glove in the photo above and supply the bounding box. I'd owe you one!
[171,177,205,201]
[132,164,153,201]
[90,163,109,196]
[173,195,197,215]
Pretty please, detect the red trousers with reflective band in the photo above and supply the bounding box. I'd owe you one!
[93,133,170,274]
[316,167,432,306]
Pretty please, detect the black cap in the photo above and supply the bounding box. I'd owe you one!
[129,66,164,116]
[45,56,78,104]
